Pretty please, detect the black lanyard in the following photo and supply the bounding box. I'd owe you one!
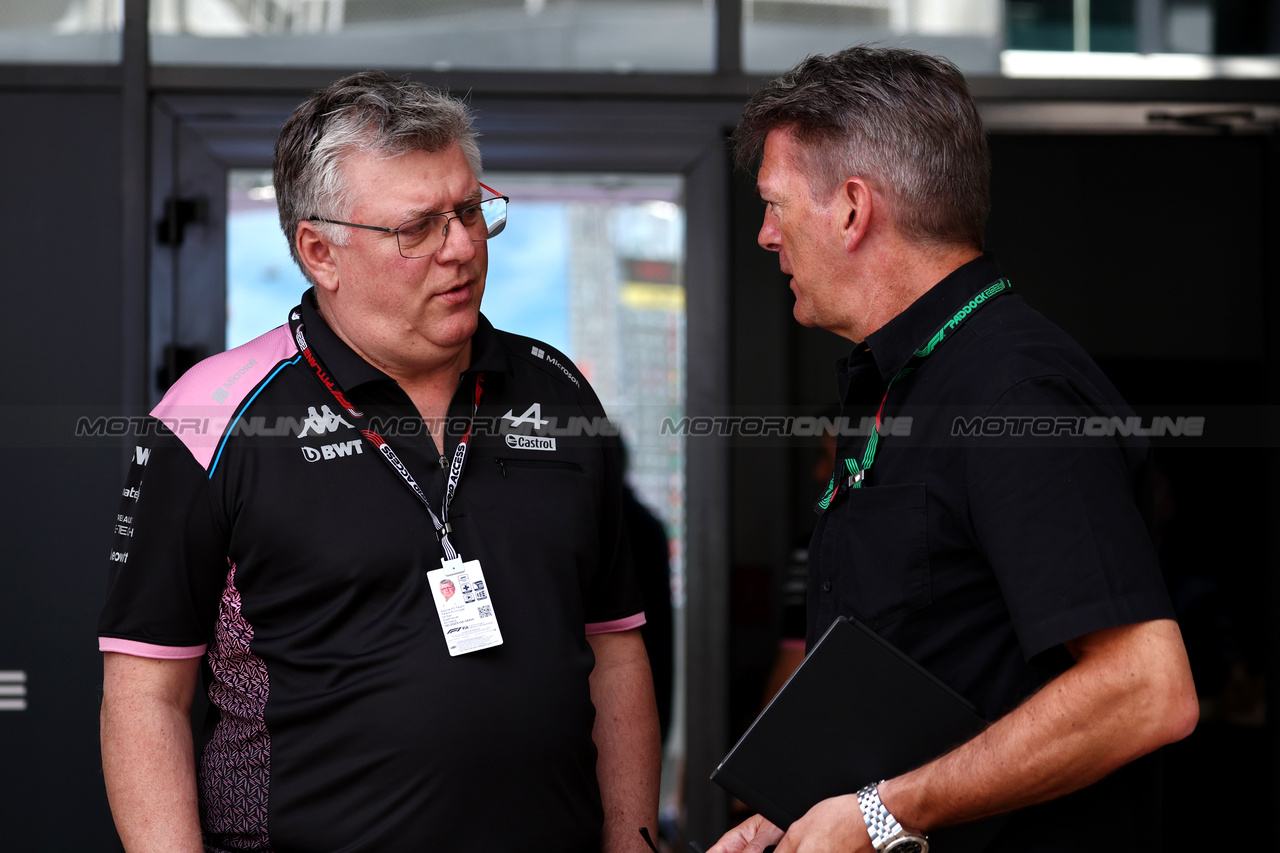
[816,278,1010,512]
[290,312,482,561]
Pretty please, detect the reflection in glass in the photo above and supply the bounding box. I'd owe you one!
[0,0,122,63]
[743,0,1002,74]
[152,0,713,71]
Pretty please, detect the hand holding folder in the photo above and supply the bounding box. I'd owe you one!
[711,617,1006,852]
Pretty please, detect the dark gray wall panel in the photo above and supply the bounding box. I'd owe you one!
[0,90,123,851]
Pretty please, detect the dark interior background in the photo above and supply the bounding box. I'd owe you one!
[0,69,1276,852]
[730,129,1276,852]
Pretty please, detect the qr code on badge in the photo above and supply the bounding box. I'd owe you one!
[478,605,492,619]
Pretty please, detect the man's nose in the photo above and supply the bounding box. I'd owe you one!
[758,211,780,253]
[435,216,478,262]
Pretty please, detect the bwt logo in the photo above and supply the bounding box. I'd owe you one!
[301,439,364,462]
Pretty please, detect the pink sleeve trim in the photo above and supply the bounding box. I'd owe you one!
[99,638,206,659]
[585,613,647,635]
[780,637,807,651]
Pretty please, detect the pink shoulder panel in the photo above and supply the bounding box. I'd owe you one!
[151,325,298,470]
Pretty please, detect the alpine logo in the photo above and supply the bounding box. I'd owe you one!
[502,402,549,431]
[298,405,354,438]
[301,439,364,462]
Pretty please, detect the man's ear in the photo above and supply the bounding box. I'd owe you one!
[838,176,874,253]
[296,221,340,293]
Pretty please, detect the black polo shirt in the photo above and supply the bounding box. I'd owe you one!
[99,293,641,853]
[809,254,1174,851]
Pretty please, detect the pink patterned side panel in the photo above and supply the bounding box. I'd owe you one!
[198,562,273,851]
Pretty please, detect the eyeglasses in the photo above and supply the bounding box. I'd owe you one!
[310,182,509,259]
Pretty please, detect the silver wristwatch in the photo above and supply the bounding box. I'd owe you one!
[856,782,929,853]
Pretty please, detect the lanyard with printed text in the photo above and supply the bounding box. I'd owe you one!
[290,311,482,561]
[815,278,1011,513]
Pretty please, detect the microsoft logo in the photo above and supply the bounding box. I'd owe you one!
[530,345,545,359]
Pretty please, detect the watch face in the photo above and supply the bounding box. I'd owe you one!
[885,837,927,853]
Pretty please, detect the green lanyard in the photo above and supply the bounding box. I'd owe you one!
[816,278,1011,513]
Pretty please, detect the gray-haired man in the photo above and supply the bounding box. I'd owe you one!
[99,71,659,853]
[711,46,1197,853]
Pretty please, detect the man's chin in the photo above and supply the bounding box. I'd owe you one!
[792,304,819,328]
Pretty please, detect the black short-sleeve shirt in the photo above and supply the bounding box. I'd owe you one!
[99,294,642,853]
[809,254,1175,851]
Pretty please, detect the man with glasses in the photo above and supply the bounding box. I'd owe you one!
[711,47,1197,853]
[98,71,659,853]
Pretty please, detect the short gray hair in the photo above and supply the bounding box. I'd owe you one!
[733,46,989,249]
[273,70,482,283]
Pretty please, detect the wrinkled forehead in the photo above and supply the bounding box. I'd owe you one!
[756,128,812,193]
[341,143,481,218]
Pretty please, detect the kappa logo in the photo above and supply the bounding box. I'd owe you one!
[502,402,549,431]
[301,439,364,462]
[298,405,354,438]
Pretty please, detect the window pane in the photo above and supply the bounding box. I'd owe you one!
[1003,1,1280,78]
[0,1,122,63]
[226,169,310,349]
[1006,0,1135,53]
[483,172,686,591]
[152,0,713,71]
[743,0,1003,74]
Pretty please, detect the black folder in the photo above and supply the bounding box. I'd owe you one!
[711,616,1006,850]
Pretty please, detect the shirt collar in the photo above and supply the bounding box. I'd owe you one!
[296,290,513,392]
[297,289,388,390]
[862,252,1005,382]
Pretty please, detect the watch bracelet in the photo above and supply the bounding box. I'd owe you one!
[856,781,929,853]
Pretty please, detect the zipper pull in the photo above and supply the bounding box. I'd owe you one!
[495,457,507,478]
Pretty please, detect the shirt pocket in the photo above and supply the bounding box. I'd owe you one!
[820,482,931,630]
